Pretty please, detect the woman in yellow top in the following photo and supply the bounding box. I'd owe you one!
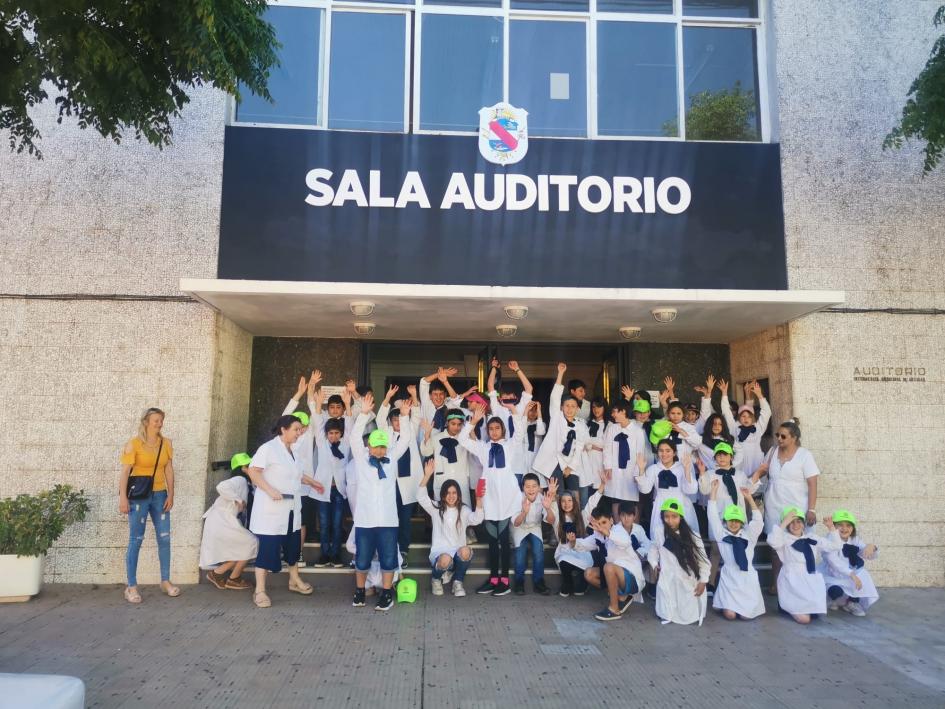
[119,407,181,603]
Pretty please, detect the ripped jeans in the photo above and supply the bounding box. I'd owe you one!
[126,491,171,586]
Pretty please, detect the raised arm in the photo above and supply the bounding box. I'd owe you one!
[350,392,375,461]
[282,375,308,416]
[752,381,772,433]
[416,459,437,517]
[438,367,459,400]
[635,455,655,494]
[508,360,534,396]
[487,357,500,394]
[388,399,413,461]
[706,484,725,543]
[717,378,737,432]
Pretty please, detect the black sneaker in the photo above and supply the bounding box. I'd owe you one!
[476,579,497,595]
[352,588,366,607]
[559,587,571,598]
[400,559,409,570]
[375,589,394,612]
[330,554,344,568]
[594,607,622,622]
[314,555,331,568]
[618,595,634,615]
[644,584,657,601]
[706,583,716,598]
[513,580,526,595]
[533,580,551,596]
[492,580,511,596]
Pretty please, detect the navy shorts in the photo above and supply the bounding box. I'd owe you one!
[255,511,301,572]
[354,526,399,572]
[619,568,640,597]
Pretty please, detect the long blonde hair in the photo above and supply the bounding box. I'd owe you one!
[137,407,166,441]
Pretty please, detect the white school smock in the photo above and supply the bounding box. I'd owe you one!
[350,413,411,529]
[647,526,710,625]
[532,383,589,480]
[421,430,472,506]
[489,391,533,475]
[523,418,547,478]
[768,526,841,615]
[459,423,524,521]
[310,411,350,502]
[763,447,820,534]
[377,403,424,505]
[512,491,551,546]
[417,485,483,564]
[707,499,765,619]
[699,467,755,520]
[282,396,315,496]
[419,377,464,430]
[575,525,646,594]
[631,419,657,467]
[602,421,646,501]
[820,537,879,609]
[637,461,699,537]
[721,396,771,477]
[199,477,259,567]
[553,513,594,569]
[581,418,607,489]
[249,436,305,536]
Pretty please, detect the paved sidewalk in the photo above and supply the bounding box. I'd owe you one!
[1,579,943,708]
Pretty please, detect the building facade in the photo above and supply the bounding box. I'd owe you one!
[0,0,943,587]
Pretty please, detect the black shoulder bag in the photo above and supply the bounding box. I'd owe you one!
[126,439,163,500]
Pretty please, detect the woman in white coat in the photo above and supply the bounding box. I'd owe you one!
[200,476,258,590]
[767,506,841,624]
[247,415,325,608]
[706,482,765,620]
[647,497,709,625]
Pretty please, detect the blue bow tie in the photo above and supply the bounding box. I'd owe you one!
[724,535,750,571]
[791,538,818,573]
[588,420,600,438]
[614,432,630,469]
[329,441,344,460]
[507,416,515,438]
[368,456,389,479]
[737,425,756,443]
[630,534,641,552]
[432,407,446,431]
[657,469,677,489]
[397,450,411,478]
[592,537,607,566]
[842,543,864,570]
[562,428,576,456]
[564,521,576,536]
[489,442,506,469]
[717,468,738,505]
[527,423,537,452]
[439,437,459,464]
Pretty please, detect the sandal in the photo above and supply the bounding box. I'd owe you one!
[124,586,142,604]
[288,579,314,595]
[253,591,272,608]
[206,571,227,590]
[225,576,252,590]
[160,581,181,597]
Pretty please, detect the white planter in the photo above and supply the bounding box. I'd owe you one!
[0,554,44,602]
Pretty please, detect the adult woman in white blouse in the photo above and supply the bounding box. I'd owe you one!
[752,418,820,593]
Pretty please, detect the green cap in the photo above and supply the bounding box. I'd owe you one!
[723,504,746,523]
[632,398,651,414]
[649,419,672,446]
[230,452,252,470]
[368,429,390,448]
[292,411,310,426]
[660,497,683,514]
[832,509,857,526]
[781,506,804,523]
[713,441,734,457]
[396,578,417,603]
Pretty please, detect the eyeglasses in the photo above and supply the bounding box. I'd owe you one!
[776,433,791,439]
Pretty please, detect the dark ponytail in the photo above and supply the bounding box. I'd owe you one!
[272,414,300,436]
[779,417,801,443]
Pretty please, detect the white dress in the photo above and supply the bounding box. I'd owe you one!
[459,423,526,521]
[821,537,879,609]
[553,514,594,570]
[248,437,304,536]
[647,525,710,625]
[706,500,765,619]
[199,477,258,567]
[636,461,699,538]
[416,486,483,564]
[721,396,772,477]
[763,447,820,534]
[581,418,607,489]
[602,422,646,501]
[768,526,841,615]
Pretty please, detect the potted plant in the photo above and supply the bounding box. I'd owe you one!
[0,485,89,601]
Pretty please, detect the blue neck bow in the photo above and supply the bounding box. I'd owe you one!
[488,442,506,469]
[368,456,389,479]
[614,432,630,469]
[723,535,750,571]
[842,543,864,570]
[439,437,459,464]
[791,538,818,573]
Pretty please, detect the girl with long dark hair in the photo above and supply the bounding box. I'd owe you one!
[646,498,709,625]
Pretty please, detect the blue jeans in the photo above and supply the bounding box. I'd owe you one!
[126,490,170,586]
[318,488,345,557]
[431,550,473,582]
[354,527,399,572]
[514,534,545,584]
[395,485,416,555]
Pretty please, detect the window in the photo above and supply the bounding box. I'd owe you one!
[683,0,759,19]
[683,26,761,141]
[597,21,678,137]
[419,14,503,132]
[235,5,322,126]
[510,0,589,11]
[509,20,587,137]
[597,0,672,12]
[328,12,407,132]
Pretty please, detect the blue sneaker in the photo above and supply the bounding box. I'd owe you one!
[618,596,634,615]
[594,608,622,622]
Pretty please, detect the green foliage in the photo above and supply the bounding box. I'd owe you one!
[0,485,90,557]
[664,82,760,141]
[884,6,945,174]
[0,1,279,158]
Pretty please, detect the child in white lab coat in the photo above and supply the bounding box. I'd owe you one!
[647,497,710,625]
[636,439,699,537]
[600,400,646,520]
[767,506,842,624]
[200,476,258,591]
[581,398,608,505]
[512,474,557,595]
[706,481,765,620]
[554,490,593,597]
[720,379,771,479]
[822,509,879,616]
[532,362,589,495]
[523,401,546,481]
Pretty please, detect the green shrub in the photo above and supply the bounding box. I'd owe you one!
[0,485,90,557]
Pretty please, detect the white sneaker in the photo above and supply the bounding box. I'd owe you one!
[452,581,466,597]
[296,559,307,568]
[843,600,866,617]
[441,569,453,585]
[466,530,477,544]
[431,579,444,596]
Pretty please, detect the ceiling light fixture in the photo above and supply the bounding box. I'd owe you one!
[495,324,518,337]
[651,307,678,323]
[503,305,529,320]
[618,326,642,340]
[353,322,376,336]
[349,301,375,317]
